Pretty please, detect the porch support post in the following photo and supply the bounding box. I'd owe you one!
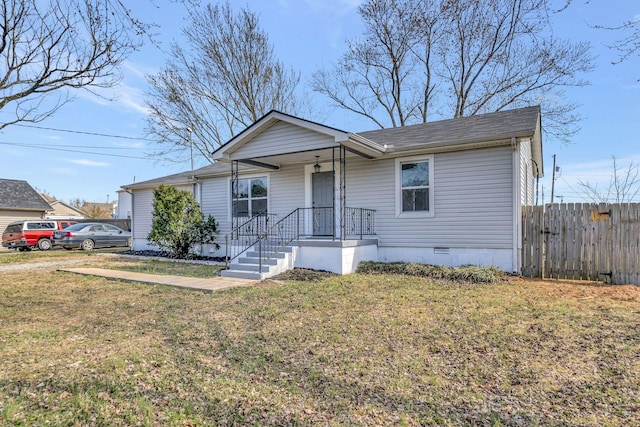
[231,160,239,234]
[332,147,336,241]
[340,145,346,240]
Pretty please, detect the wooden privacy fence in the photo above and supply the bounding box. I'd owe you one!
[522,203,640,285]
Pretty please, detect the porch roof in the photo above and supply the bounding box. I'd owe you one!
[211,110,387,166]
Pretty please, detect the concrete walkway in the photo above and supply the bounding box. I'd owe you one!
[59,267,258,293]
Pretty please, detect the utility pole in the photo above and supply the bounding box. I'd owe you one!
[188,127,194,171]
[550,154,556,204]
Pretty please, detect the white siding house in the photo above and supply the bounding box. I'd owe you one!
[122,106,543,278]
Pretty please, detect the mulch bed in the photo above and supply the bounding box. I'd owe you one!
[119,250,225,263]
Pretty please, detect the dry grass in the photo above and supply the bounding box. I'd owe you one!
[1,252,639,425]
[107,258,224,278]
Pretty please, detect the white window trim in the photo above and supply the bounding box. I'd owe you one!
[227,173,270,222]
[395,154,435,218]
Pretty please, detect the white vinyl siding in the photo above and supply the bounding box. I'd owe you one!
[131,185,193,241]
[200,176,233,235]
[269,164,306,217]
[346,145,514,249]
[231,122,336,160]
[199,165,306,236]
[519,139,535,206]
[131,189,154,240]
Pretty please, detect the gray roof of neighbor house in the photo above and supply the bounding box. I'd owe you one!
[357,106,541,151]
[0,179,52,211]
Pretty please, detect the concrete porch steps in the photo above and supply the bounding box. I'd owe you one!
[221,246,294,280]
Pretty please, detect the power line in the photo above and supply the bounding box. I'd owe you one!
[15,123,153,141]
[0,140,151,159]
[0,140,164,151]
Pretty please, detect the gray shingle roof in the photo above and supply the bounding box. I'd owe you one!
[357,106,541,150]
[122,162,257,189]
[124,106,542,188]
[0,179,52,211]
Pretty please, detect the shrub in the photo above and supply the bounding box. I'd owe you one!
[147,185,220,258]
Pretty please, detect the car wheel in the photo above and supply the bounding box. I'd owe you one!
[81,239,95,251]
[38,239,52,251]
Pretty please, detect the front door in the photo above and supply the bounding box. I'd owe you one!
[312,171,333,236]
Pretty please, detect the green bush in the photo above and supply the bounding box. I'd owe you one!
[147,185,220,258]
[356,261,503,283]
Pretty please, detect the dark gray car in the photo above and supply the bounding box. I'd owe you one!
[52,222,131,251]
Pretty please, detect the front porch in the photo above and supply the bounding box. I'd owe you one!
[222,207,377,279]
[210,111,386,278]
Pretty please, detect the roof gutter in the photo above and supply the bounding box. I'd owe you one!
[342,133,387,158]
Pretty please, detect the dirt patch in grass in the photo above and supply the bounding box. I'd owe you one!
[270,268,336,282]
[520,276,640,302]
[1,255,639,425]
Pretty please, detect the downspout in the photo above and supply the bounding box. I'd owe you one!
[124,188,134,249]
[531,159,540,206]
[190,175,202,255]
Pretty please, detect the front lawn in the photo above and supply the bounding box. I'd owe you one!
[0,261,638,425]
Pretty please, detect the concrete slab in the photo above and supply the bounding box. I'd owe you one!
[58,267,258,293]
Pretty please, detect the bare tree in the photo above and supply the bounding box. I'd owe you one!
[81,202,113,219]
[564,0,639,70]
[313,0,439,128]
[0,0,149,130]
[595,16,639,77]
[577,156,640,203]
[312,0,594,139]
[145,2,302,164]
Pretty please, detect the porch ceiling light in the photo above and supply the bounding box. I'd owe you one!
[314,156,321,173]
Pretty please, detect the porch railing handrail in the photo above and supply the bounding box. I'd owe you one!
[254,206,376,273]
[224,207,376,272]
[224,213,276,267]
[255,208,303,273]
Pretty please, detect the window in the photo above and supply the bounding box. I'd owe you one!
[27,222,55,230]
[396,155,434,216]
[232,177,268,217]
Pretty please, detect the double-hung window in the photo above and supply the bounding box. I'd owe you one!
[232,177,268,217]
[396,155,434,216]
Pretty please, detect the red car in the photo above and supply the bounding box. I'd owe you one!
[2,219,77,251]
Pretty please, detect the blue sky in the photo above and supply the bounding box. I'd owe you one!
[1,0,638,205]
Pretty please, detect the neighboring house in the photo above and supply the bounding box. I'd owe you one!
[0,179,53,250]
[122,106,543,278]
[40,194,86,220]
[116,190,132,219]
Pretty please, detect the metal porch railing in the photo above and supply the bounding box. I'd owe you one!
[224,213,275,267]
[224,207,376,271]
